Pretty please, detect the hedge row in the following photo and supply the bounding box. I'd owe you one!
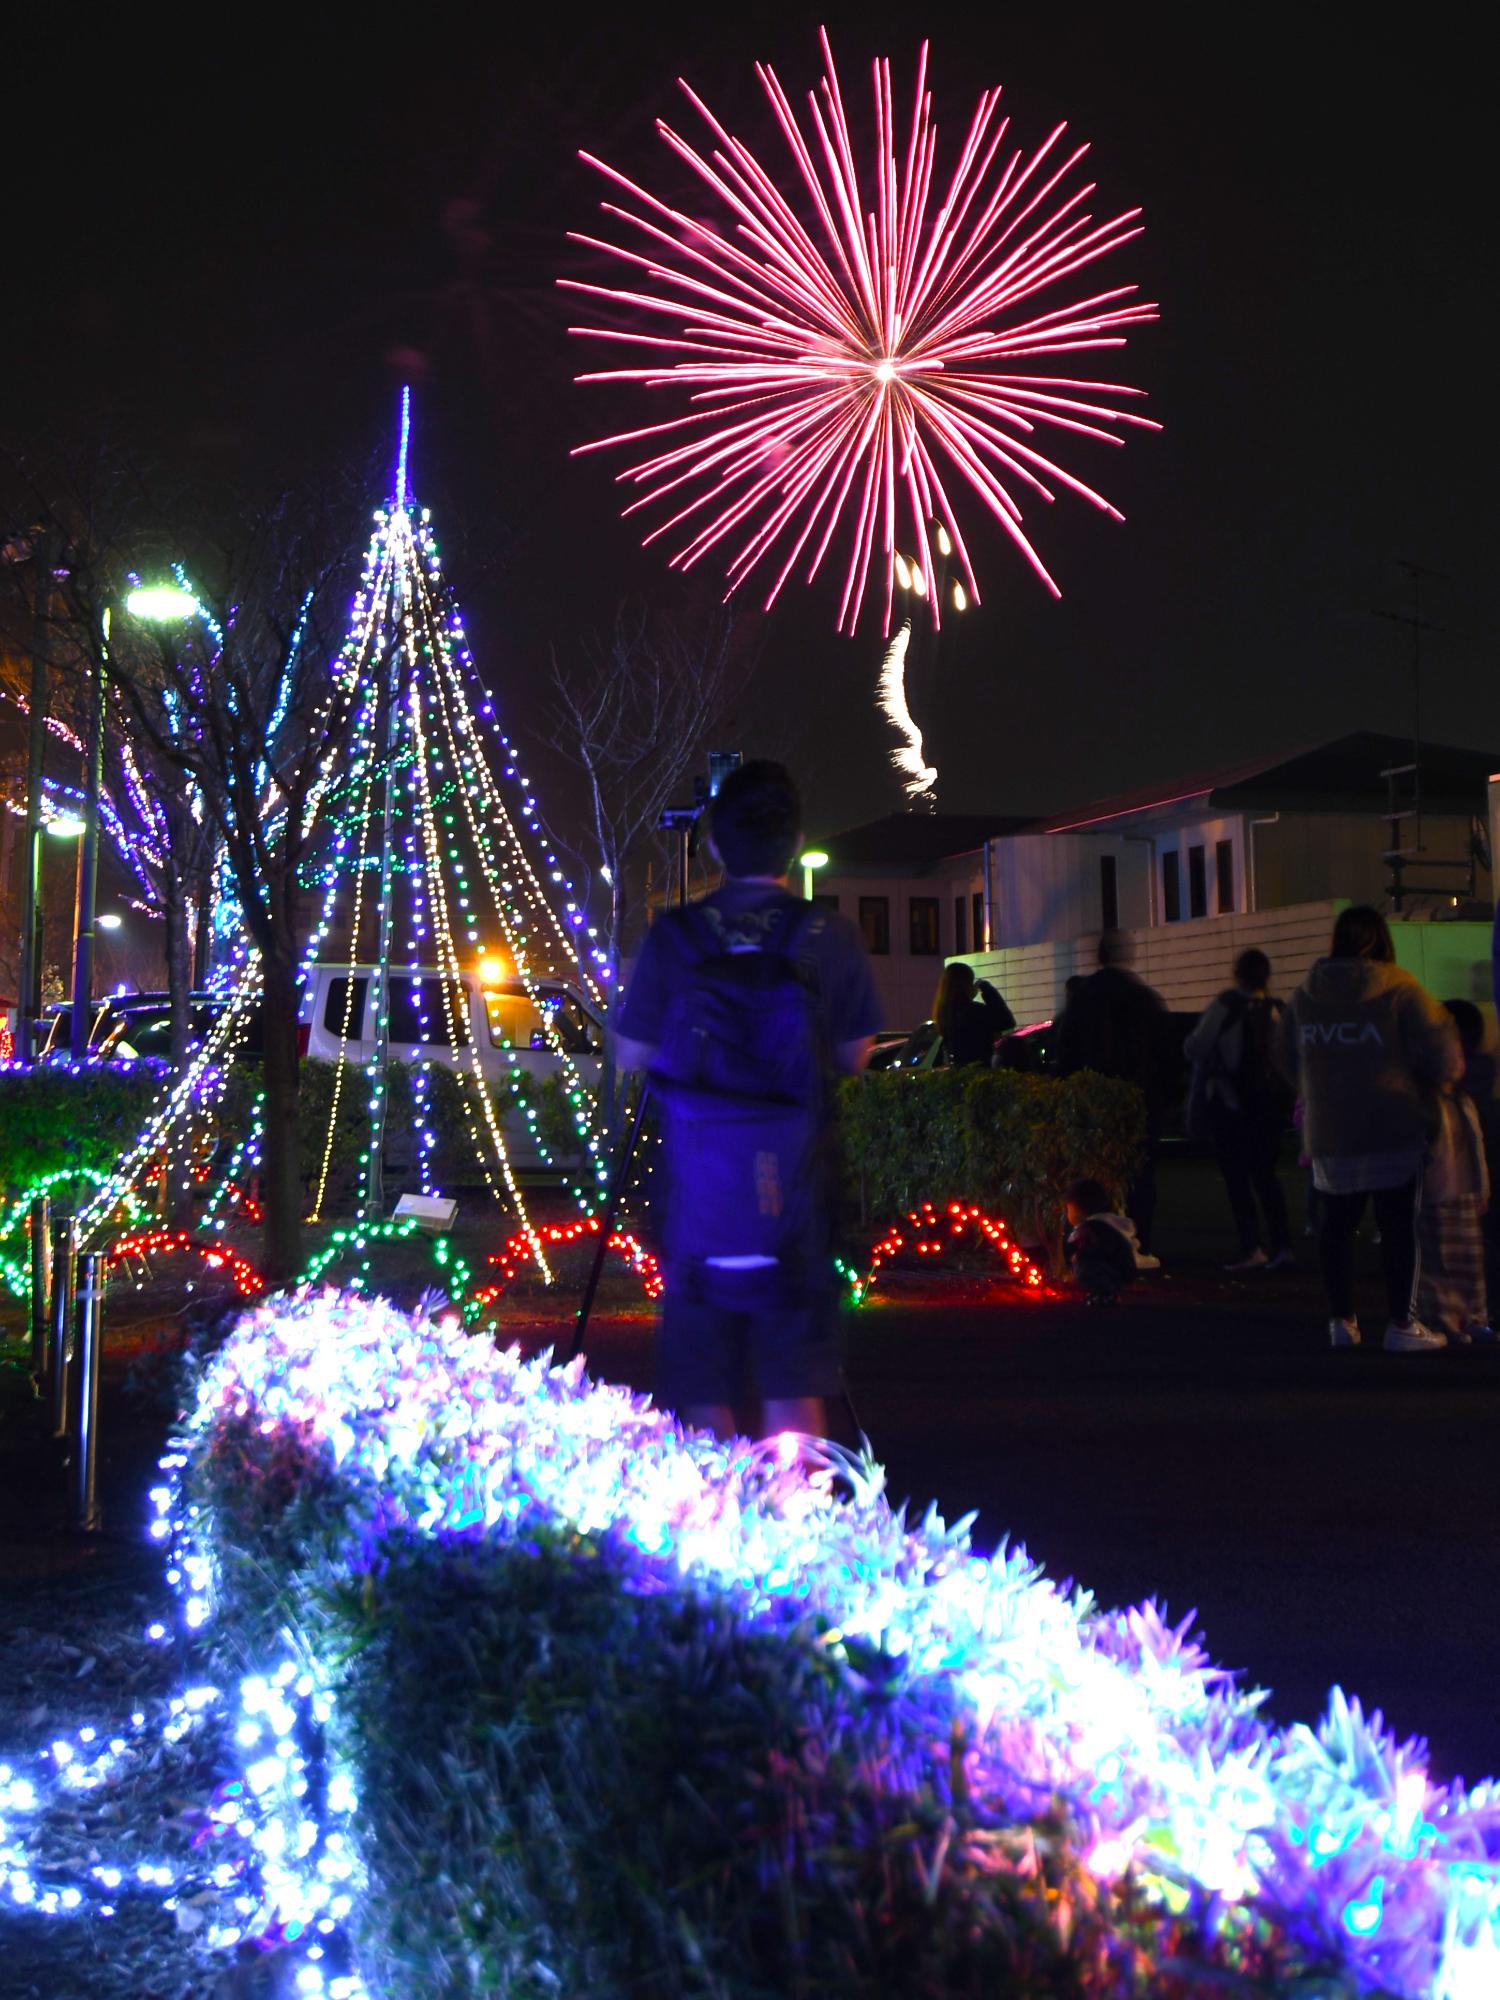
[0,1057,170,1208]
[0,1056,585,1214]
[173,1291,1459,1998]
[840,1067,1147,1263]
[2,1061,1139,1260]
[216,1058,587,1207]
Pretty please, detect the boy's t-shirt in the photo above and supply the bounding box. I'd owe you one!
[616,883,883,1056]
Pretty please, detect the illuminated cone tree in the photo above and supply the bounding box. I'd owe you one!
[297,391,609,1273]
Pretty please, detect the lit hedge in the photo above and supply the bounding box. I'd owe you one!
[215,1058,585,1208]
[0,1056,170,1208]
[840,1067,1146,1260]
[166,1290,1500,1998]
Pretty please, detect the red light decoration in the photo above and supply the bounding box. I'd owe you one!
[475,1216,665,1312]
[477,1205,1042,1318]
[567,29,1158,633]
[107,1228,265,1298]
[854,1201,1049,1301]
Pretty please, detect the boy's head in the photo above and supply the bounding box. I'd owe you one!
[1444,997,1485,1059]
[708,760,802,879]
[1065,1176,1113,1225]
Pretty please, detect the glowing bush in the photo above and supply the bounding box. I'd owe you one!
[172,1292,1500,1998]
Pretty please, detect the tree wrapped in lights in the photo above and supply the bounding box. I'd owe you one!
[104,498,366,1280]
[294,390,608,1273]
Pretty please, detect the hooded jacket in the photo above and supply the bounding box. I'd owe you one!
[1275,956,1460,1171]
[1067,1209,1149,1278]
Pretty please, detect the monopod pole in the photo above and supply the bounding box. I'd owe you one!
[566,1082,650,1365]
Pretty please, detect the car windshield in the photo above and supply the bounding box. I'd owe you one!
[485,987,600,1055]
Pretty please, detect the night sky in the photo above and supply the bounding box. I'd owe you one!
[5,4,1494,844]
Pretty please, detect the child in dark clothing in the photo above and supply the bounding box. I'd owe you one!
[1064,1177,1141,1305]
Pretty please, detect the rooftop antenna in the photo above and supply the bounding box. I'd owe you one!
[1375,557,1448,912]
[393,384,412,510]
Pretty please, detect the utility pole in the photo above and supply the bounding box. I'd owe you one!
[1375,558,1447,914]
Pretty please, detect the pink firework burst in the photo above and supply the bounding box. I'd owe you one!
[564,28,1160,635]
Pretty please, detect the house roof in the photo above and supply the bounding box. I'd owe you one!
[816,811,1036,873]
[1041,732,1500,832]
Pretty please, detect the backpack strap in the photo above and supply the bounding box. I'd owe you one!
[772,899,824,969]
[677,903,722,965]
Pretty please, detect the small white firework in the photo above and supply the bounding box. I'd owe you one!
[876,623,937,799]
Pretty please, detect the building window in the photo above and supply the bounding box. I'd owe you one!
[909,896,940,956]
[972,890,986,952]
[811,892,840,915]
[859,895,890,955]
[1161,852,1181,923]
[1216,838,1235,913]
[1100,854,1118,932]
[1188,844,1207,919]
[954,895,968,954]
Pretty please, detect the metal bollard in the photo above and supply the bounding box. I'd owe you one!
[71,1253,105,1534]
[29,1194,51,1392]
[49,1216,77,1440]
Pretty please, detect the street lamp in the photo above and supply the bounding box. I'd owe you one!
[800,848,829,902]
[70,582,200,1059]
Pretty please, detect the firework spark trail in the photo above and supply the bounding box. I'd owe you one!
[876,623,937,798]
[565,28,1158,635]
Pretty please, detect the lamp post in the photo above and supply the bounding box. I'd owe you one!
[70,584,198,1060]
[800,848,829,903]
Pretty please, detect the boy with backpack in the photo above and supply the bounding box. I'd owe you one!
[613,761,882,1441]
[1184,948,1294,1272]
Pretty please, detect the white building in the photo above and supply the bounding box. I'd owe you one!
[810,733,1496,1030]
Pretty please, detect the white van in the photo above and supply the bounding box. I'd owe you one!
[299,964,604,1168]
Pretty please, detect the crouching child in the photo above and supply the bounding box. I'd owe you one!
[1064,1178,1142,1305]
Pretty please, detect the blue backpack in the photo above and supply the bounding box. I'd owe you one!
[649,899,832,1303]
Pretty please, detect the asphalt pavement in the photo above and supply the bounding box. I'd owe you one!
[850,1159,1500,1789]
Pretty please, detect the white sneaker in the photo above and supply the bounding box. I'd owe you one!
[1225,1248,1269,1272]
[1328,1317,1361,1347]
[1383,1319,1447,1353]
[1135,1251,1162,1271]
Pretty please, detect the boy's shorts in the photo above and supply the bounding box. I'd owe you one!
[657,1268,842,1412]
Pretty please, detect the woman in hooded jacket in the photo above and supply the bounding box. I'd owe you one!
[1276,904,1461,1352]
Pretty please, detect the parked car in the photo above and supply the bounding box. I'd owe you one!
[868,1022,945,1071]
[37,991,264,1063]
[995,1010,1204,1145]
[298,963,605,1171]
